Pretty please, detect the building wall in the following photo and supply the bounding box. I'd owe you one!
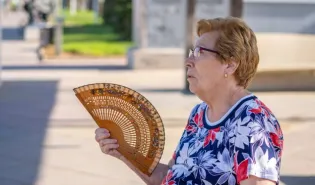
[243,1,315,34]
[133,0,315,48]
[145,0,231,48]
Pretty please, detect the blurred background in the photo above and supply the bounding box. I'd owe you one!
[0,0,315,184]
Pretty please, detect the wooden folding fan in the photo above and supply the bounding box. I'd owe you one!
[73,83,165,176]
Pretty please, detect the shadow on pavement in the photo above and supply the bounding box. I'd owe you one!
[0,80,58,184]
[2,27,25,40]
[281,175,315,185]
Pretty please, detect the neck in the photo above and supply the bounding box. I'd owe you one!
[201,84,249,123]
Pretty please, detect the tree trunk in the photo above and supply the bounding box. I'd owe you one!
[184,0,196,93]
[230,0,243,18]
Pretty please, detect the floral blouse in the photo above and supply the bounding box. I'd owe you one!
[161,94,284,185]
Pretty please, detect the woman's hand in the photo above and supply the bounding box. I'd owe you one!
[95,128,170,185]
[95,128,123,160]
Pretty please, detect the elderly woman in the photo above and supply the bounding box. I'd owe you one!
[95,17,283,185]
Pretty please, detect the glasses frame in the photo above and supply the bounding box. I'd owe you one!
[189,46,221,58]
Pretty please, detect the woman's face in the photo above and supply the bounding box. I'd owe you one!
[186,32,228,95]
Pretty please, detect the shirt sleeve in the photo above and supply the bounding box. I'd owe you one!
[233,115,284,184]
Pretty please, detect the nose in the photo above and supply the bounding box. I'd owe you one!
[185,56,194,68]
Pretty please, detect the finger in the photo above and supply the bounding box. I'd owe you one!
[99,139,118,147]
[108,149,118,156]
[102,145,119,155]
[95,128,109,135]
[95,132,110,142]
[102,144,119,154]
[109,150,124,160]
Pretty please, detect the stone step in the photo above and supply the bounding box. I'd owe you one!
[250,69,315,91]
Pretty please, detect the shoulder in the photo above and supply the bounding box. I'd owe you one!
[245,97,282,134]
[246,97,275,118]
[233,96,284,152]
[230,96,284,149]
[232,96,280,127]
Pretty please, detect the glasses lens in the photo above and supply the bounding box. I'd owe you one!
[194,47,200,57]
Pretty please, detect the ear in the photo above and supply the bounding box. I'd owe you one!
[225,59,239,75]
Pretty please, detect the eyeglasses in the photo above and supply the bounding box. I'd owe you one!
[189,46,221,58]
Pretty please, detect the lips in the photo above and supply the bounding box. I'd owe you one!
[187,71,195,79]
[187,74,195,78]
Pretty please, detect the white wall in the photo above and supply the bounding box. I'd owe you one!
[243,2,315,34]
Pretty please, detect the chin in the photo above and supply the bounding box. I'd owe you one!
[188,84,197,94]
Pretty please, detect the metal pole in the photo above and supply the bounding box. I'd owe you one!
[55,17,64,55]
[54,0,63,56]
[184,0,196,93]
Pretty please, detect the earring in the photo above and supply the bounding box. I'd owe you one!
[224,74,228,78]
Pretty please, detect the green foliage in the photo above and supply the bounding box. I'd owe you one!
[102,0,132,40]
[62,9,133,57]
[63,9,103,25]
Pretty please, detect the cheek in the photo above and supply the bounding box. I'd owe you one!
[196,60,224,81]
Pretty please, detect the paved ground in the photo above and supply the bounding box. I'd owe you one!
[1,10,315,185]
[1,68,315,185]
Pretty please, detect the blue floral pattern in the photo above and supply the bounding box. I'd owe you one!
[161,95,283,185]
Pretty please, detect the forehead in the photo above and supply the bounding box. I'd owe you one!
[194,31,220,48]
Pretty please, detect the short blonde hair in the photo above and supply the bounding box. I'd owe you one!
[197,17,259,88]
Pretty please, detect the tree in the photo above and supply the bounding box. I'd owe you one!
[102,0,132,40]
